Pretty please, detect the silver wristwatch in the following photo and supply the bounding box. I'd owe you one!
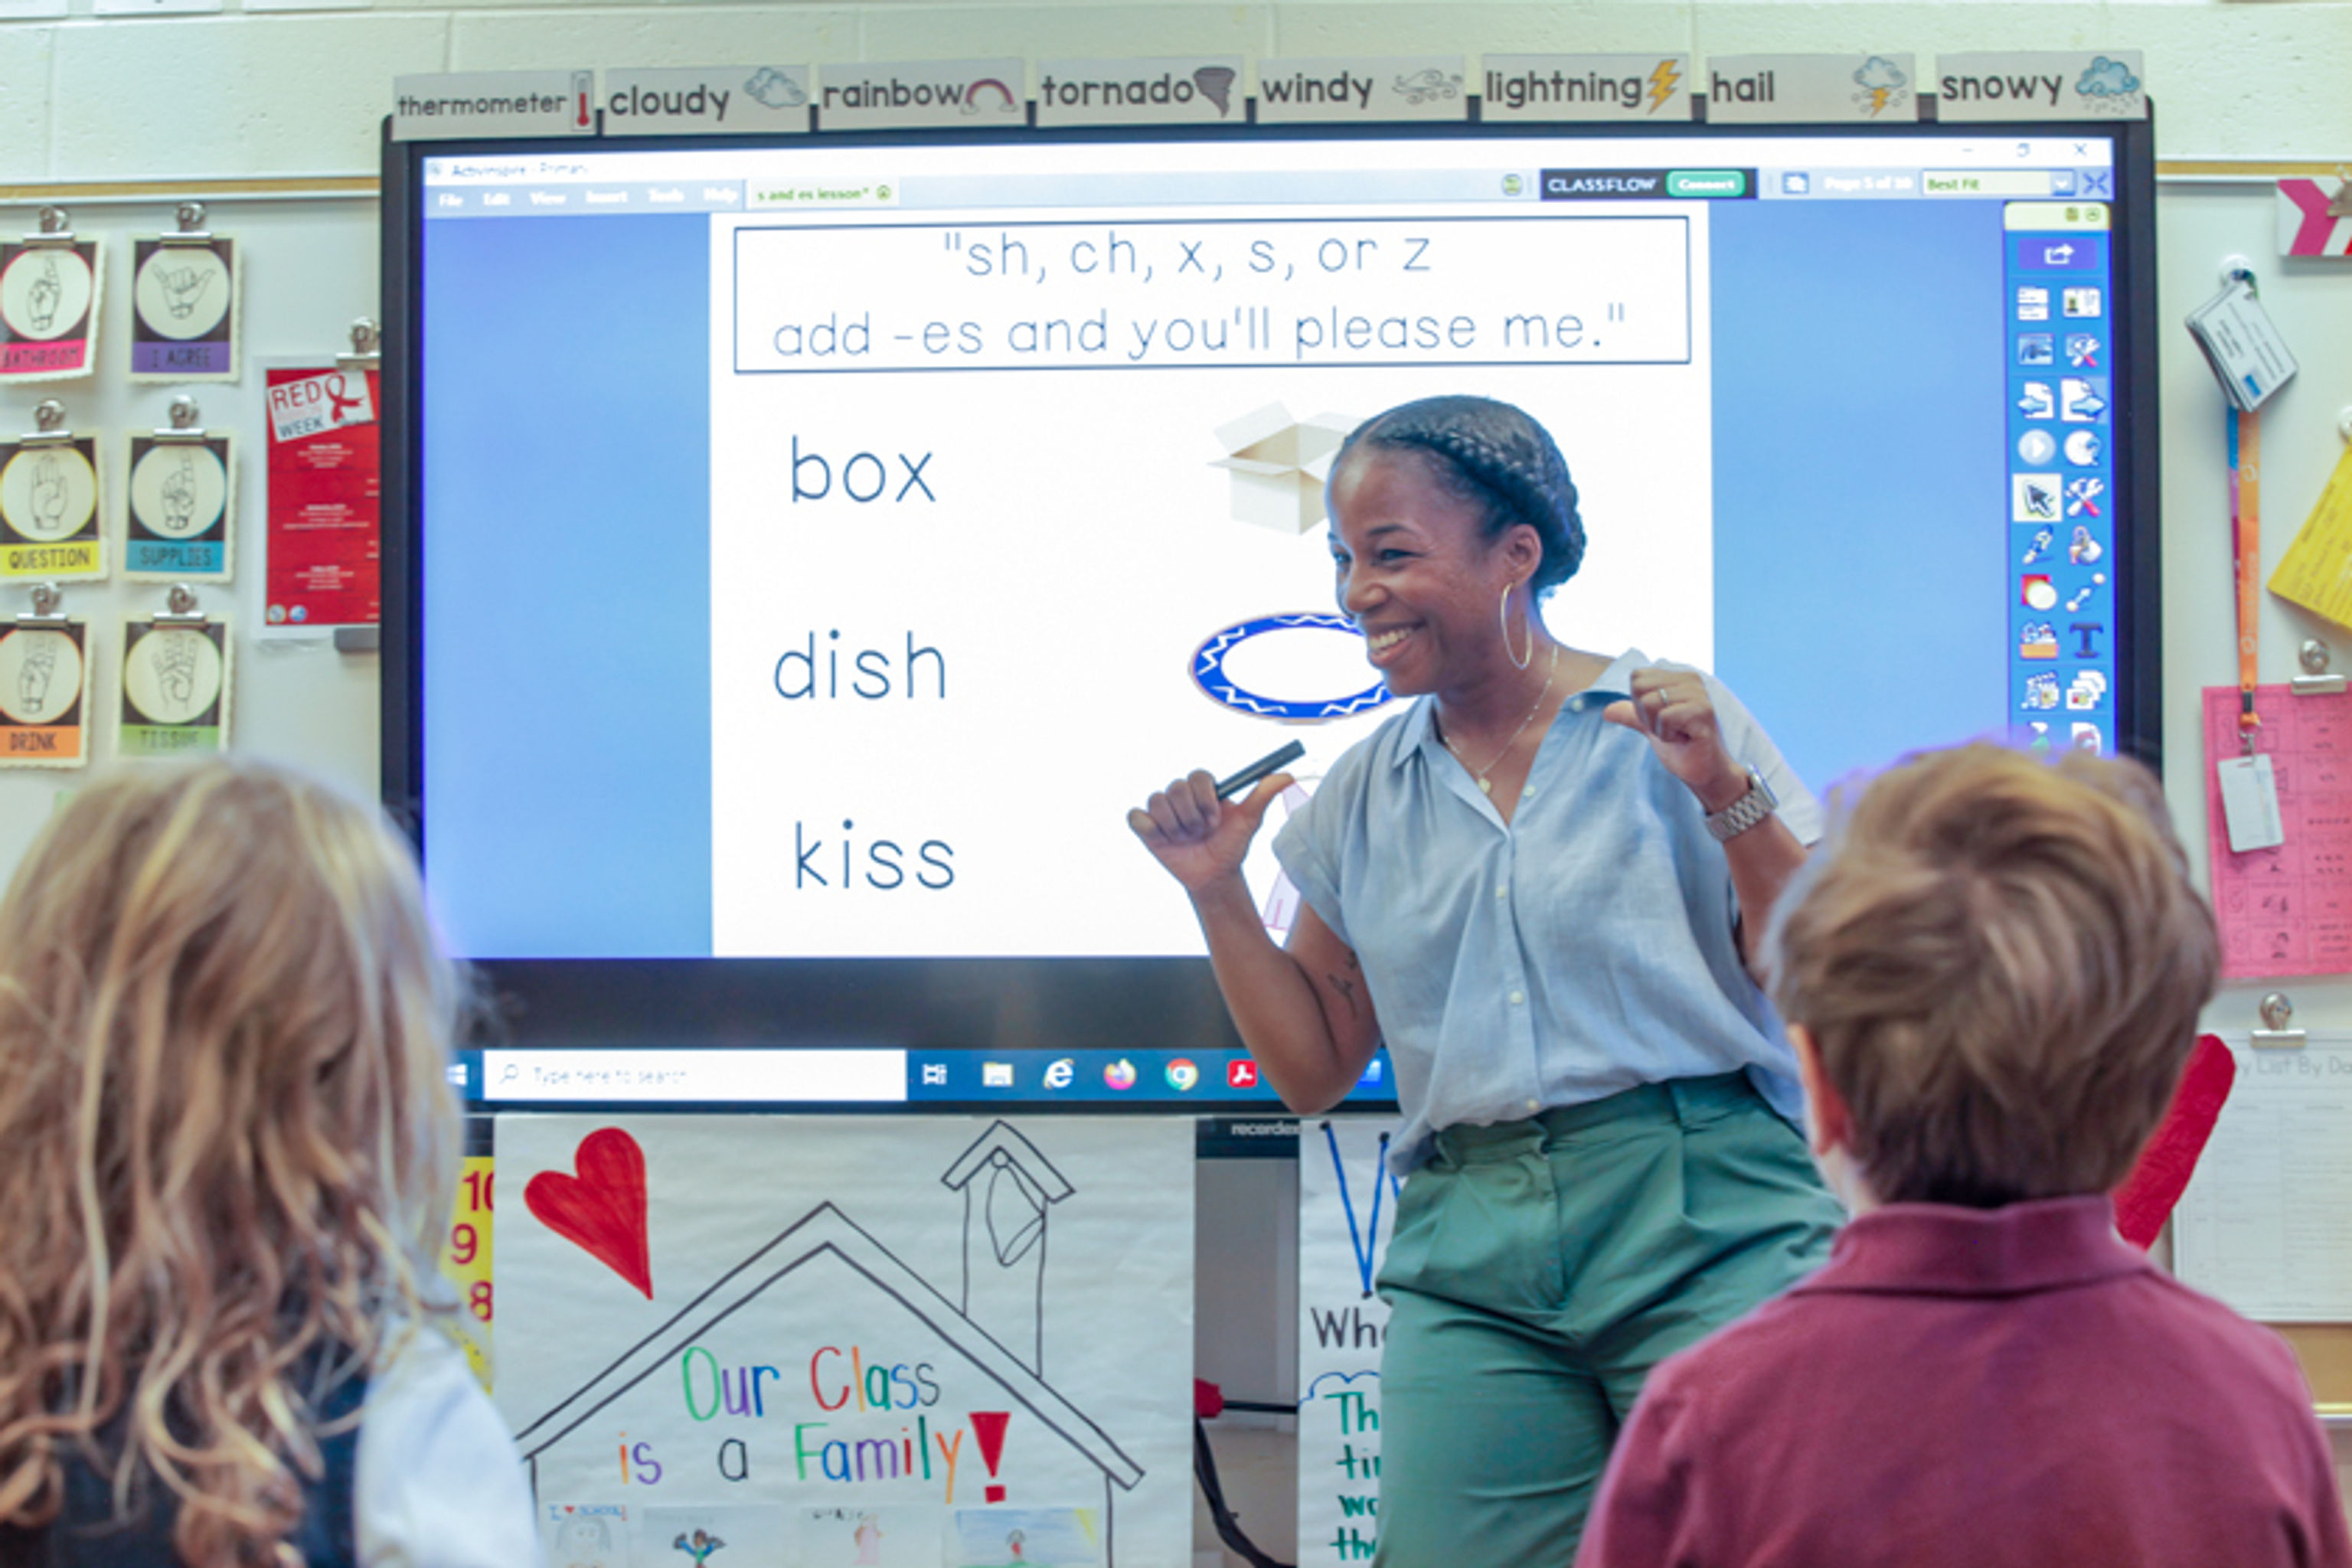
[1704,766,1779,842]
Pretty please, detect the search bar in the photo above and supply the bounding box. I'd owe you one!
[1920,170,2057,197]
[480,1048,906,1103]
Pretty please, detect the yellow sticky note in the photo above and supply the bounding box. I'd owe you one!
[440,1153,495,1390]
[2270,443,2352,631]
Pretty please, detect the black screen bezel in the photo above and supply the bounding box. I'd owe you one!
[381,109,2162,1073]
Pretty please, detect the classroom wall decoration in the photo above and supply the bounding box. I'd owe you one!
[124,425,234,582]
[262,363,379,632]
[496,1115,1194,1568]
[1295,1119,1399,1567]
[0,221,100,383]
[116,612,230,755]
[0,410,103,582]
[0,606,89,767]
[2275,177,2352,260]
[129,208,239,383]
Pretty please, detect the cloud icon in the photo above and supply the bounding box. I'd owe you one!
[2076,57,2141,97]
[1192,65,1235,116]
[1854,56,1908,91]
[744,67,806,109]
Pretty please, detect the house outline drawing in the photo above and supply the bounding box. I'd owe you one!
[511,1122,1147,1563]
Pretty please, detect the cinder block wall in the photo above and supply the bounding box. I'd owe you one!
[2,0,2347,184]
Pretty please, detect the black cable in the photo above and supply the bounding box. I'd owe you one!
[1194,1416,1295,1568]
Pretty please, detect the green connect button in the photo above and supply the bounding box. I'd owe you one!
[1667,169,1747,198]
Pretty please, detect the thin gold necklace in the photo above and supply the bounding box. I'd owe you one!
[1436,640,1560,795]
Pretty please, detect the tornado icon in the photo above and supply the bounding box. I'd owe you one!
[1193,66,1236,116]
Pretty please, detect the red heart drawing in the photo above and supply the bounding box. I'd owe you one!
[524,1127,653,1298]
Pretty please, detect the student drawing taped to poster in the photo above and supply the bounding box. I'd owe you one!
[495,1116,1193,1568]
[1298,1119,1401,1566]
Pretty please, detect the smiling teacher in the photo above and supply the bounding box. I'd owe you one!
[1129,394,1844,1564]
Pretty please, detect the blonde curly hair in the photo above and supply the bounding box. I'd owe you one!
[0,758,463,1565]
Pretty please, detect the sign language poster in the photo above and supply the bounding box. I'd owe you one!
[0,240,100,381]
[1296,1120,1399,1566]
[495,1115,1194,1567]
[129,236,237,381]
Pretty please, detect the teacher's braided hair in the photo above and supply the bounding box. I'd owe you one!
[1334,395,1585,592]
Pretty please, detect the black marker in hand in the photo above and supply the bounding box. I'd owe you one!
[1214,740,1305,801]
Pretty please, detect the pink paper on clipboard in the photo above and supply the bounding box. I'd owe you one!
[2202,683,2352,978]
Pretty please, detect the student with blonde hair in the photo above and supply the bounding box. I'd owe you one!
[0,760,537,1566]
[1577,742,2350,1568]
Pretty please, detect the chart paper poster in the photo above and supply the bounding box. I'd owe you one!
[0,239,100,381]
[2201,684,2352,978]
[2174,1034,2352,1321]
[495,1116,1193,1567]
[1296,1119,1400,1566]
[263,366,380,632]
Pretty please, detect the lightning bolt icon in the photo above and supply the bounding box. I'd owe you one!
[1867,85,1890,115]
[1645,60,1681,113]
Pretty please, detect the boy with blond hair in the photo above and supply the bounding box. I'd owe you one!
[1577,743,2351,1568]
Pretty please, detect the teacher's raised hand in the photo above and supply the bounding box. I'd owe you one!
[1603,667,1752,813]
[1127,769,1294,893]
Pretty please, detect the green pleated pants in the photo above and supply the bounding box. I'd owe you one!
[1368,1073,1844,1567]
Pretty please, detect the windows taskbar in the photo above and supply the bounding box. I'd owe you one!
[451,1046,1396,1109]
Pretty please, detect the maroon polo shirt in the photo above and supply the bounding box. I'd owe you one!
[1579,1194,2350,1568]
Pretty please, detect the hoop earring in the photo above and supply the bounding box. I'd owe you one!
[1500,583,1533,670]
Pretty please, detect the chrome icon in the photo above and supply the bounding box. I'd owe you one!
[1166,1058,1200,1091]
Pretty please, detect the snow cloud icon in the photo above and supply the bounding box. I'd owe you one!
[2076,57,2141,97]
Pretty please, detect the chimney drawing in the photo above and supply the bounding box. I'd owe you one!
[941,1122,1074,1376]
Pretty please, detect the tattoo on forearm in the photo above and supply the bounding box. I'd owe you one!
[1327,972,1361,1018]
